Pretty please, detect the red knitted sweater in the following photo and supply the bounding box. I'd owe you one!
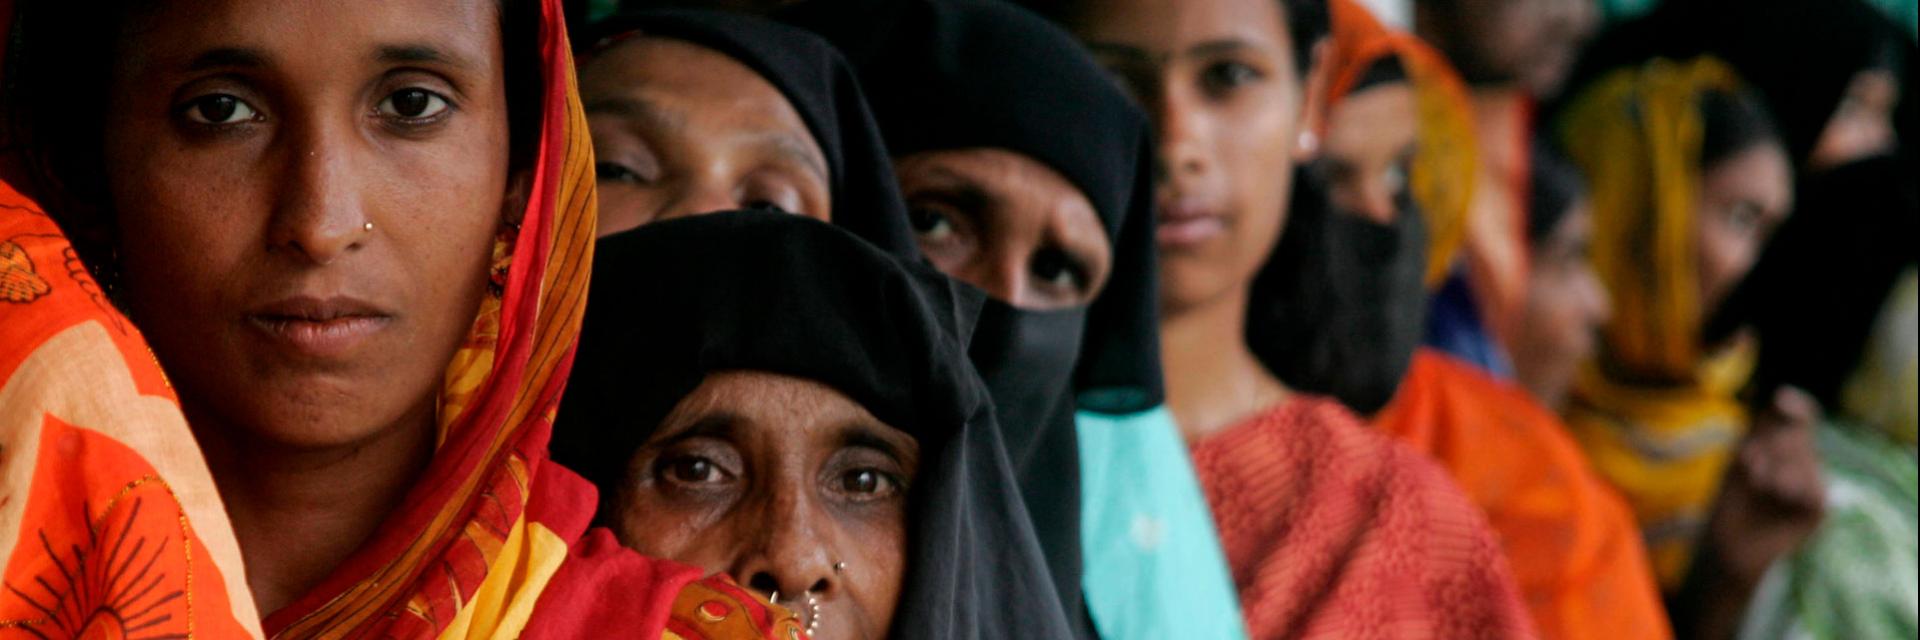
[1191,396,1537,639]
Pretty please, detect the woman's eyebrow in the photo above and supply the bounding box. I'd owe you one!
[909,167,996,212]
[186,47,269,72]
[838,423,917,466]
[377,43,480,71]
[756,132,831,184]
[584,95,686,134]
[663,413,740,443]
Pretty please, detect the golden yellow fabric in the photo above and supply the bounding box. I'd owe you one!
[1566,343,1754,588]
[433,519,572,640]
[1556,56,1757,589]
[1555,57,1743,383]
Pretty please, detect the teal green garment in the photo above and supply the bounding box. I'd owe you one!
[1597,0,1917,37]
[1078,408,1247,640]
[1740,420,1919,640]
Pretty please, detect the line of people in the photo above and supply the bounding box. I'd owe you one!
[1,0,1912,638]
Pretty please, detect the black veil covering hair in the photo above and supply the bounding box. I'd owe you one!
[577,8,917,254]
[1556,0,1913,165]
[551,211,1076,640]
[1248,169,1430,416]
[779,1,1162,632]
[1724,155,1919,406]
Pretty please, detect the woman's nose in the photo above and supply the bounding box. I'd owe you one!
[729,488,840,603]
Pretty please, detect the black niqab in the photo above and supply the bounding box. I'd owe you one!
[780,1,1163,632]
[1248,169,1430,416]
[552,211,1075,640]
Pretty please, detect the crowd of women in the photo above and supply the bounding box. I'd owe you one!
[0,0,1912,637]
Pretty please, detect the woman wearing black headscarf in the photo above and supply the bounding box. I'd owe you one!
[575,9,913,252]
[551,211,1074,640]
[778,1,1245,637]
[1561,0,1911,173]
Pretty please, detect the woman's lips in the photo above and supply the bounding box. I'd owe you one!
[246,296,393,359]
[1157,199,1227,248]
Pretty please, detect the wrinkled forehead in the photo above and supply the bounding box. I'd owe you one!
[650,371,922,460]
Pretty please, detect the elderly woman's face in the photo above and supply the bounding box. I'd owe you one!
[581,37,830,236]
[896,149,1111,310]
[610,371,917,640]
[102,0,510,449]
[1072,0,1323,315]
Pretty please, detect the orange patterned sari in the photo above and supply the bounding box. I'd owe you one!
[1,178,262,640]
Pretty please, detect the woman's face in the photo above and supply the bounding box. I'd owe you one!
[1417,0,1595,95]
[896,149,1111,310]
[611,371,917,640]
[1072,0,1325,314]
[1809,68,1901,170]
[1317,81,1417,225]
[581,37,830,237]
[1695,142,1792,321]
[102,0,510,449]
[1513,203,1609,409]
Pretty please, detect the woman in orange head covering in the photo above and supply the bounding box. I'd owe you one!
[1311,2,1669,638]
[1,1,797,637]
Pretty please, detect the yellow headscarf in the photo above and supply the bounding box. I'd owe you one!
[1556,56,1759,589]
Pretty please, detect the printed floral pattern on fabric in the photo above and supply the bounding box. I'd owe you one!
[3,422,201,639]
[0,239,50,303]
[2,182,262,638]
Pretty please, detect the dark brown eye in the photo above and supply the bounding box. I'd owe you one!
[664,457,724,484]
[1030,247,1087,293]
[843,469,880,494]
[182,94,258,125]
[909,206,956,240]
[1200,60,1263,95]
[837,468,905,500]
[378,88,450,120]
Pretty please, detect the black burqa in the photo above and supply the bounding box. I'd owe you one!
[1247,57,1432,417]
[780,1,1163,633]
[551,211,1076,639]
[577,8,917,254]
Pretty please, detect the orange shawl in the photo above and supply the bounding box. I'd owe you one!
[1375,350,1671,640]
[1324,0,1479,288]
[1191,397,1535,639]
[1,178,262,639]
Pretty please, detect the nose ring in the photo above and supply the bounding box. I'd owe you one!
[363,222,375,233]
